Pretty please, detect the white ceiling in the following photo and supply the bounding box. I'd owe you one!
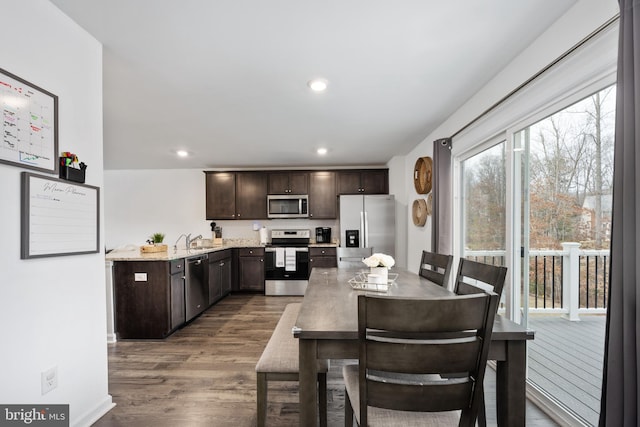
[49,0,575,170]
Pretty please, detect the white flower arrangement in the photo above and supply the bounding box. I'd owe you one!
[362,253,395,269]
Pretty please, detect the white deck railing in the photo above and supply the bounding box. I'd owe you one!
[466,243,609,320]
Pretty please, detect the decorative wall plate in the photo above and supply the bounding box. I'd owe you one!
[412,199,428,226]
[413,156,433,194]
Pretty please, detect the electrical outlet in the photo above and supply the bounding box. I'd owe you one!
[41,366,58,395]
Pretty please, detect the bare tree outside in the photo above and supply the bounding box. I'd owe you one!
[527,86,615,250]
[462,85,615,309]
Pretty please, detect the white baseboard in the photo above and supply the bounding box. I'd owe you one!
[72,395,116,427]
[106,333,117,344]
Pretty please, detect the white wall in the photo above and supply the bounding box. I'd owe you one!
[394,0,619,274]
[104,169,338,249]
[0,1,112,426]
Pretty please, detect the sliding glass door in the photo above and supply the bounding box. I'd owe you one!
[459,85,614,425]
[513,86,614,426]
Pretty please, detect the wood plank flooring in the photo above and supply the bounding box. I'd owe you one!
[94,294,557,426]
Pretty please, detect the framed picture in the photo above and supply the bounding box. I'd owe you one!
[0,68,58,173]
[21,172,100,259]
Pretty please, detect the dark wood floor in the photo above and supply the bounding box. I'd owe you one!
[94,294,557,426]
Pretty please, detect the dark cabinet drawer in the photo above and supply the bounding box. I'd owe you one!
[309,247,337,257]
[309,246,337,269]
[238,247,265,257]
[170,259,185,275]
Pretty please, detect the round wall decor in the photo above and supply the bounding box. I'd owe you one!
[413,156,433,194]
[412,199,428,227]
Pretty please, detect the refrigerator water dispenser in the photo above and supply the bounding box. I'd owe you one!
[345,230,359,247]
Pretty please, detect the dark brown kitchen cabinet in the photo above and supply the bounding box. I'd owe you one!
[169,260,186,330]
[208,250,233,304]
[205,172,236,220]
[308,171,337,219]
[268,172,308,194]
[309,247,337,270]
[236,172,268,219]
[238,247,265,291]
[337,169,388,194]
[205,171,268,219]
[113,259,185,339]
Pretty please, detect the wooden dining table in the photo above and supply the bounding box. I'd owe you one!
[293,267,535,426]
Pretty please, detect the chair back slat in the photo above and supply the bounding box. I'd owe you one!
[367,380,472,412]
[418,250,454,287]
[367,338,482,373]
[363,294,488,332]
[454,258,508,299]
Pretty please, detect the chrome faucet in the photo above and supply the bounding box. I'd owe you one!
[174,233,203,252]
[187,234,202,250]
[173,234,187,252]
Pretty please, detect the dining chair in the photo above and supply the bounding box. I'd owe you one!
[343,292,499,427]
[418,250,454,287]
[454,258,507,298]
[453,258,508,427]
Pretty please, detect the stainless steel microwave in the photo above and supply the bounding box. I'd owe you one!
[267,195,309,218]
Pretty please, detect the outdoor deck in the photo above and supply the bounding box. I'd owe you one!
[527,314,606,426]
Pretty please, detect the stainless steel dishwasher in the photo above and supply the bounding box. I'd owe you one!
[185,254,209,322]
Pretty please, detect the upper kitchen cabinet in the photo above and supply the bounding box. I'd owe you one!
[205,171,268,219]
[206,172,236,219]
[268,171,308,194]
[236,172,268,219]
[337,169,388,194]
[308,171,337,219]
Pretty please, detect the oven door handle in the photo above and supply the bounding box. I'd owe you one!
[265,247,309,252]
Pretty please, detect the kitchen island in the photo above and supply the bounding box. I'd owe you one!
[105,240,338,340]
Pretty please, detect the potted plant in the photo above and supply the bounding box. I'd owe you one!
[149,232,165,245]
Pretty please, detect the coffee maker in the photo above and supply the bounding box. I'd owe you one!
[315,227,332,244]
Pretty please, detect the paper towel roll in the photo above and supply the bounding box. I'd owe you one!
[259,227,268,245]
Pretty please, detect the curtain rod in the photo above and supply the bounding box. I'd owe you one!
[450,14,620,140]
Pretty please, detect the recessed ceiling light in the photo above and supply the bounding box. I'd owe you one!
[317,147,328,155]
[176,150,189,157]
[308,78,328,92]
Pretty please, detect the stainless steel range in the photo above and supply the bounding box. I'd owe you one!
[264,229,310,296]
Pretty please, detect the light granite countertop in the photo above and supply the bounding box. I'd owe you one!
[106,239,338,261]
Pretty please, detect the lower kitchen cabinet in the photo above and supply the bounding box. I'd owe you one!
[170,260,186,330]
[113,259,185,339]
[309,247,338,270]
[238,247,265,291]
[209,249,233,304]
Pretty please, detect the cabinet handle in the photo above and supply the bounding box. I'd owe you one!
[220,262,225,266]
[237,213,241,217]
[249,250,253,254]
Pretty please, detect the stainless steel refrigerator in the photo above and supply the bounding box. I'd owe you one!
[338,194,395,267]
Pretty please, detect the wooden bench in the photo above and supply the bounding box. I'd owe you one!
[256,303,328,427]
